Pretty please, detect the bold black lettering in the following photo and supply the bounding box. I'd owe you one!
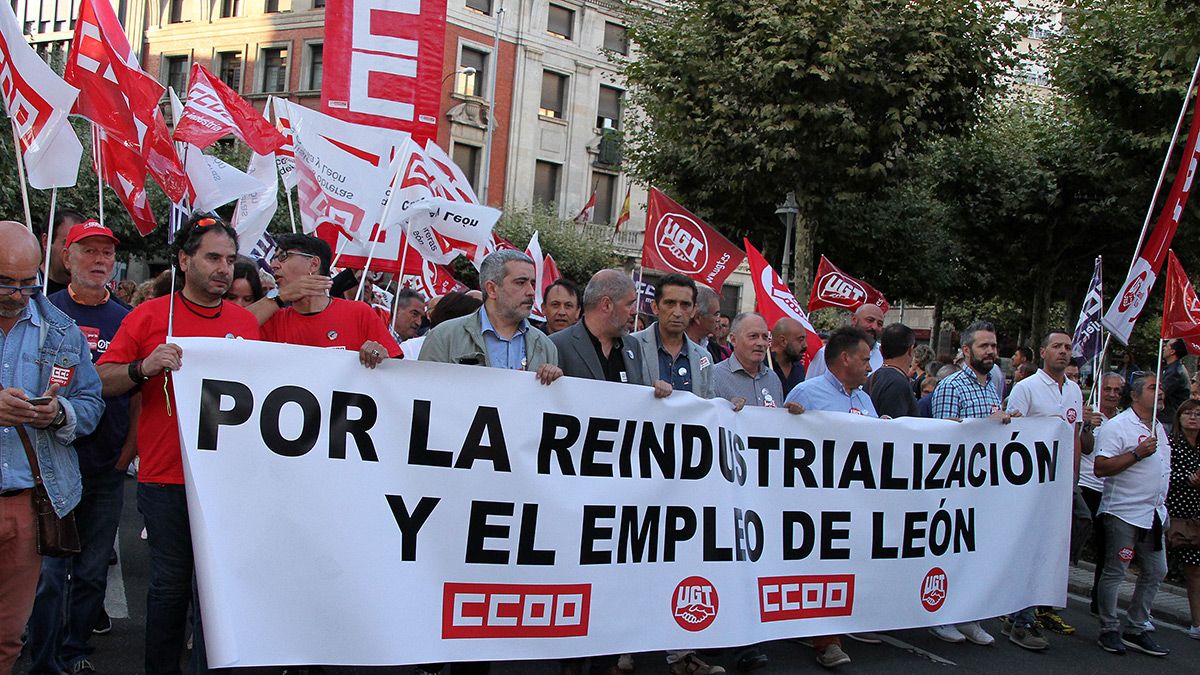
[821,511,851,560]
[618,505,660,563]
[783,511,815,560]
[464,500,512,564]
[261,386,320,457]
[747,436,779,487]
[839,441,877,489]
[329,391,378,461]
[1002,441,1033,485]
[1035,440,1058,483]
[680,425,713,480]
[702,506,733,561]
[902,511,927,559]
[408,400,452,467]
[664,506,697,562]
[581,417,619,477]
[580,505,614,565]
[455,406,511,472]
[197,379,253,450]
[516,504,555,565]
[879,442,906,489]
[640,421,676,478]
[783,438,818,488]
[384,494,440,561]
[925,443,950,490]
[871,511,898,559]
[537,412,579,475]
[743,509,764,562]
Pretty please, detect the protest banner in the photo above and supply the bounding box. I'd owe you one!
[172,338,1072,667]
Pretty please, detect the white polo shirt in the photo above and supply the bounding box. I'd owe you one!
[1095,407,1171,529]
[1078,410,1109,492]
[1005,368,1084,424]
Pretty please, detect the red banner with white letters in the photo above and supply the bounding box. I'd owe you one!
[1162,250,1200,354]
[808,256,890,314]
[642,188,745,291]
[322,0,447,143]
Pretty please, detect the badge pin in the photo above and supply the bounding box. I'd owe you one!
[328,330,338,341]
[626,349,635,360]
[678,367,688,377]
[521,358,528,369]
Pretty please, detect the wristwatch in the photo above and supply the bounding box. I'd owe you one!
[1131,450,1143,462]
[48,406,67,431]
[266,288,285,308]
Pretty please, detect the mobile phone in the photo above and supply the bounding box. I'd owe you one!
[27,396,54,406]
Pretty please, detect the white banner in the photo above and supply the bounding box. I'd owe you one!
[232,151,279,255]
[172,338,1073,668]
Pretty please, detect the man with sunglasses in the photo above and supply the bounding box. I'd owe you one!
[262,233,400,367]
[97,215,259,674]
[0,221,104,674]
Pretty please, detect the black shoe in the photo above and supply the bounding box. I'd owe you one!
[1121,632,1170,657]
[1098,631,1125,655]
[92,611,111,635]
[736,649,768,672]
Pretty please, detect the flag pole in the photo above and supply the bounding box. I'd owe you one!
[1151,338,1166,432]
[10,119,32,231]
[390,220,416,319]
[285,186,298,233]
[355,237,381,302]
[93,124,105,227]
[41,189,58,292]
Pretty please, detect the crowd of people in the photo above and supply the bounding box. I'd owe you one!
[1,208,1199,675]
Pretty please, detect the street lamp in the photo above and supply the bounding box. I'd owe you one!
[775,191,799,284]
[442,66,476,90]
[479,0,506,206]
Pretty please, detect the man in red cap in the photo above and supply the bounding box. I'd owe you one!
[27,219,133,674]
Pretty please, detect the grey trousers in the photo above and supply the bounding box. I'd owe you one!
[1096,514,1167,634]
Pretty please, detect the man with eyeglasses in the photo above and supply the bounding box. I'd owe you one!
[96,215,259,674]
[26,220,132,675]
[0,221,104,675]
[261,233,400,367]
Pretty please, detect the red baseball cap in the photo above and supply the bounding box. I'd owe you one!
[64,220,120,248]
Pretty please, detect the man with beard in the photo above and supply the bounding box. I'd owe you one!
[1004,330,1085,644]
[542,279,581,335]
[39,208,88,295]
[928,320,1017,649]
[804,304,885,381]
[421,249,561,384]
[771,317,808,397]
[97,215,260,674]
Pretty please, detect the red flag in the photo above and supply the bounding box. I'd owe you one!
[614,187,631,233]
[574,190,596,224]
[642,188,746,290]
[745,239,824,364]
[543,253,562,292]
[808,255,890,313]
[1163,250,1200,353]
[173,64,286,155]
[97,132,157,235]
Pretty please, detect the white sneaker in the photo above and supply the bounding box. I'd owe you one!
[929,624,966,643]
[1187,625,1200,640]
[957,621,995,646]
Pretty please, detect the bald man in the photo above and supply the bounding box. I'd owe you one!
[771,317,808,396]
[0,221,104,673]
[804,304,885,381]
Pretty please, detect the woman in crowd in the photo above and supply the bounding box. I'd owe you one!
[226,257,265,308]
[1167,397,1200,640]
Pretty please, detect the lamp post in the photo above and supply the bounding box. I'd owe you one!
[775,191,799,286]
[479,0,506,206]
[442,66,476,87]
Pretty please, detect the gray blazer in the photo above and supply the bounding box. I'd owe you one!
[631,322,715,399]
[550,320,648,386]
[419,309,557,370]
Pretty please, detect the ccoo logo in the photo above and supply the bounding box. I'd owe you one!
[672,576,718,632]
[920,567,947,612]
[655,214,709,275]
[816,272,867,308]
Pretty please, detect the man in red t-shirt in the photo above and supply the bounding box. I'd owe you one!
[261,233,400,365]
[96,216,258,675]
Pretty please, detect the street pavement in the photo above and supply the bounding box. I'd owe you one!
[15,476,1200,674]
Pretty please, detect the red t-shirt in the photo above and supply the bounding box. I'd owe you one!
[260,298,402,357]
[98,293,260,484]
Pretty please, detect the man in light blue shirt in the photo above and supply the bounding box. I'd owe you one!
[785,326,877,417]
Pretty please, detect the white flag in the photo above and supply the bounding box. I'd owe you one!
[0,3,83,188]
[232,152,279,256]
[525,231,546,320]
[271,97,298,190]
[183,144,266,212]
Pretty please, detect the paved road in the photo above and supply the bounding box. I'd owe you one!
[15,477,1200,674]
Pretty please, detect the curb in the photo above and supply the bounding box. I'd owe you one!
[1068,561,1193,629]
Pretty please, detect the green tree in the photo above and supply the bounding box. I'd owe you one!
[620,0,1019,295]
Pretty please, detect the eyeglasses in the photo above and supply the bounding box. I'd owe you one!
[0,283,41,297]
[271,250,318,263]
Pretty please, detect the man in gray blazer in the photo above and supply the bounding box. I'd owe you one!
[420,249,561,384]
[551,269,671,395]
[631,273,716,401]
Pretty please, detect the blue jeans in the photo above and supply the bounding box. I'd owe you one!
[26,469,124,674]
[138,483,216,675]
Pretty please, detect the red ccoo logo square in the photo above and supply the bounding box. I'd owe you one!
[758,575,855,623]
[442,582,591,639]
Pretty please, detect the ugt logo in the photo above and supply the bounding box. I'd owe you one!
[817,272,867,307]
[920,567,947,612]
[655,214,709,275]
[672,576,718,632]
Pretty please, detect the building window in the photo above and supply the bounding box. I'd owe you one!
[457,47,487,97]
[465,0,490,14]
[313,0,325,7]
[603,23,628,55]
[164,55,189,95]
[534,161,561,205]
[539,70,567,119]
[262,47,288,93]
[220,0,243,18]
[217,51,243,91]
[266,0,280,12]
[167,0,184,23]
[306,43,323,90]
[597,85,622,130]
[591,173,617,224]
[453,143,481,192]
[547,4,573,40]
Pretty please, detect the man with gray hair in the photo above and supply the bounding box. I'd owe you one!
[714,313,783,412]
[686,284,723,363]
[420,249,561,384]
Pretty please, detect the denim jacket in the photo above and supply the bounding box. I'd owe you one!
[13,295,105,516]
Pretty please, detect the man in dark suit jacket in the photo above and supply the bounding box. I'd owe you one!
[551,269,673,391]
